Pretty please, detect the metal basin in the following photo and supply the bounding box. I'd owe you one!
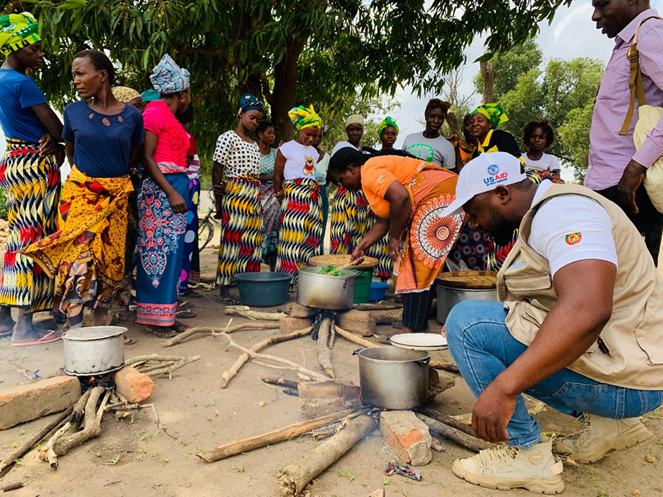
[436,284,498,324]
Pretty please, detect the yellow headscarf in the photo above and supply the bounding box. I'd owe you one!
[472,103,509,129]
[0,12,40,57]
[289,105,323,132]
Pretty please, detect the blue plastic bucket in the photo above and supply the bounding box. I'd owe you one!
[368,281,389,302]
[234,272,292,307]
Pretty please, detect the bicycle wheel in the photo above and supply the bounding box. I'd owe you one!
[198,217,215,251]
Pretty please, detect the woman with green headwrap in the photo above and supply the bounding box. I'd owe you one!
[469,103,522,160]
[378,116,399,151]
[0,12,64,346]
[273,105,324,291]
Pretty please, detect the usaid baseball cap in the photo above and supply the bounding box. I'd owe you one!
[441,152,528,217]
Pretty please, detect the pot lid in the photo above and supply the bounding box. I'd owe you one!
[63,326,127,341]
[437,270,498,289]
[390,333,447,351]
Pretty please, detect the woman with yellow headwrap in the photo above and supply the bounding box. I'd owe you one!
[0,12,64,346]
[273,105,324,290]
[378,116,399,151]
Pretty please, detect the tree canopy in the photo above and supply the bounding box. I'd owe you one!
[4,0,573,158]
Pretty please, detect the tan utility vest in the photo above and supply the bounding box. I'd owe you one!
[497,184,663,390]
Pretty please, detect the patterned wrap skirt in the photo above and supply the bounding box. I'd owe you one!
[274,178,323,290]
[320,183,329,250]
[136,172,188,326]
[216,175,264,286]
[260,182,281,262]
[23,167,132,327]
[0,139,60,312]
[394,165,463,294]
[330,186,393,279]
[179,177,201,292]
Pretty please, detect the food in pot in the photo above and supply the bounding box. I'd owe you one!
[319,265,342,276]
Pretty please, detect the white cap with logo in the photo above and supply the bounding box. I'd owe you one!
[441,151,528,217]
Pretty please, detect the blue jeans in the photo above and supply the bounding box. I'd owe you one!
[446,301,663,449]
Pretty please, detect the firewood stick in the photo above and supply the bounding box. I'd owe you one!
[0,407,72,475]
[317,317,335,378]
[41,421,72,469]
[219,326,313,388]
[430,361,460,374]
[51,387,104,457]
[329,321,336,349]
[220,333,329,382]
[138,361,177,373]
[197,408,357,462]
[354,303,402,311]
[430,437,445,452]
[72,389,93,425]
[145,355,200,378]
[415,413,490,453]
[276,415,377,496]
[163,322,278,347]
[334,326,377,348]
[418,407,477,436]
[260,377,300,390]
[126,354,184,365]
[225,305,285,321]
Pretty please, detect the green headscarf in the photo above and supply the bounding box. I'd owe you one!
[140,89,160,103]
[0,12,40,56]
[378,116,399,137]
[288,105,323,132]
[472,103,509,129]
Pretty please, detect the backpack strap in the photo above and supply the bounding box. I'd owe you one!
[619,16,663,136]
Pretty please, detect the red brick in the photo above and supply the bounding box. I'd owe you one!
[114,366,154,403]
[0,376,81,430]
[380,410,432,466]
[279,316,312,335]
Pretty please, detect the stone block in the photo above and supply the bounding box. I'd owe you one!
[279,316,312,335]
[0,376,81,430]
[114,366,154,403]
[380,410,432,466]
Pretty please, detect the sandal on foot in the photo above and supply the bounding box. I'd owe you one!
[143,326,178,339]
[175,308,197,319]
[171,321,190,334]
[214,297,240,305]
[124,336,137,345]
[11,330,63,347]
[182,288,203,298]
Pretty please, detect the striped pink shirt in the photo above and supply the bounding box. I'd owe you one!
[585,9,663,191]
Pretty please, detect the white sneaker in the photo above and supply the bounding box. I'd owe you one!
[555,413,653,463]
[452,438,564,494]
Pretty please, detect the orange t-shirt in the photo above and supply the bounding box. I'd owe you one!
[361,155,425,218]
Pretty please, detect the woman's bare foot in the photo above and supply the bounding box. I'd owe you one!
[0,306,15,336]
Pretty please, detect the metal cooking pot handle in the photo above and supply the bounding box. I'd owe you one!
[352,348,365,356]
[416,356,431,367]
[343,271,361,288]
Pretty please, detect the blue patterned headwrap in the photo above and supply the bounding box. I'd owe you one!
[238,93,265,116]
[150,54,190,95]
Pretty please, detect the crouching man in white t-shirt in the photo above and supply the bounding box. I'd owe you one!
[440,152,663,494]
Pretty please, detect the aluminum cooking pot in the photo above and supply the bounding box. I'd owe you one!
[436,284,498,324]
[297,267,358,310]
[63,326,126,376]
[354,346,430,409]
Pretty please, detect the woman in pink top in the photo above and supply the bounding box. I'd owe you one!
[135,54,191,338]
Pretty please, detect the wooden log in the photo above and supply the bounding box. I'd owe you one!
[334,326,377,349]
[221,333,329,382]
[0,408,72,476]
[260,377,300,390]
[354,303,402,311]
[337,310,376,337]
[418,407,476,436]
[197,409,357,462]
[367,309,402,325]
[430,361,460,375]
[125,354,184,365]
[162,322,279,347]
[284,302,314,318]
[225,305,285,321]
[1,482,24,492]
[276,415,377,497]
[145,355,200,378]
[41,421,72,469]
[71,388,92,425]
[415,413,490,453]
[317,317,335,378]
[51,387,105,457]
[219,327,315,388]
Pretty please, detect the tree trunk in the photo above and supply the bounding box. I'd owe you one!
[272,39,306,142]
[480,61,496,104]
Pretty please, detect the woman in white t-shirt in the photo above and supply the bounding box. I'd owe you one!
[273,105,324,290]
[521,117,563,183]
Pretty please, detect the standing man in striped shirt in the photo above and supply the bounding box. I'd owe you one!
[585,0,663,265]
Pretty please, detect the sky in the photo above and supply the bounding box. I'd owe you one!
[2,0,662,181]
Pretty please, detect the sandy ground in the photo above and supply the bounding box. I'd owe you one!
[0,246,661,497]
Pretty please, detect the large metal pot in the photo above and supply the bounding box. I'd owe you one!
[297,267,357,310]
[436,284,498,324]
[63,326,126,376]
[354,346,430,409]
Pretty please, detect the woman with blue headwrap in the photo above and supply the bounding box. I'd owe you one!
[212,93,265,304]
[0,12,64,346]
[273,105,324,291]
[135,54,192,337]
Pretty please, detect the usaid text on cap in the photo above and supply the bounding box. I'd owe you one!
[483,164,509,186]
